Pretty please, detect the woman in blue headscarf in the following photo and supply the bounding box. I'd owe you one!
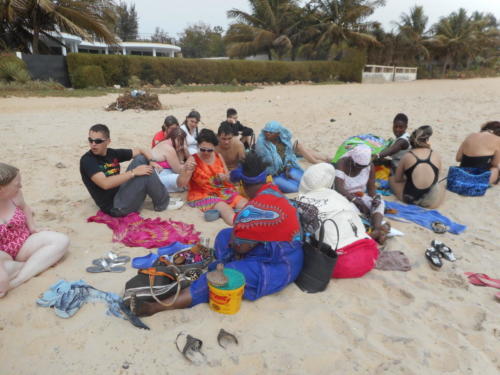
[255,121,305,193]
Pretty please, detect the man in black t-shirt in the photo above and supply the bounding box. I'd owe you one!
[220,108,254,150]
[80,124,169,217]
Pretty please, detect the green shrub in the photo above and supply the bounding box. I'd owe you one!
[128,75,141,88]
[66,52,365,88]
[0,55,31,83]
[71,65,105,88]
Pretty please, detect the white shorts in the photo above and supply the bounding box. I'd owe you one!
[157,169,185,193]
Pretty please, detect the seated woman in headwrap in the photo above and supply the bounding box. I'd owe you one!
[334,144,387,244]
[298,163,379,278]
[130,152,304,317]
[455,121,500,185]
[390,125,445,208]
[178,129,247,225]
[256,121,328,193]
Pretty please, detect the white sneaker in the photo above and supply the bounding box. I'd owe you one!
[167,199,184,210]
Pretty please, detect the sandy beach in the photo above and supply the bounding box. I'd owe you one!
[0,78,499,375]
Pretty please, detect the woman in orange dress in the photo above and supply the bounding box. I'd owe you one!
[178,129,247,225]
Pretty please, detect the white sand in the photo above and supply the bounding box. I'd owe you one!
[0,78,499,374]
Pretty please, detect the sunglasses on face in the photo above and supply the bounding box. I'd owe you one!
[88,137,106,144]
[199,147,214,153]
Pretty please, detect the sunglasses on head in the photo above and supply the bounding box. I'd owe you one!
[199,147,214,153]
[88,137,106,144]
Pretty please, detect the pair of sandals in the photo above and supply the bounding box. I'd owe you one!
[86,251,131,273]
[425,240,456,270]
[176,329,238,364]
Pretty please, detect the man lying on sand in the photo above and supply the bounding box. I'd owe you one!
[80,124,170,217]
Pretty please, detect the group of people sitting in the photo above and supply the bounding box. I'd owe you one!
[1,107,498,314]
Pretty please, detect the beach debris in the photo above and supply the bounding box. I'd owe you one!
[330,118,336,122]
[113,84,121,89]
[55,162,66,169]
[106,90,161,111]
[217,329,239,349]
[122,361,130,369]
[349,112,352,115]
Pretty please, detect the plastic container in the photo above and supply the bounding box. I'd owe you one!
[208,268,245,315]
[204,209,220,222]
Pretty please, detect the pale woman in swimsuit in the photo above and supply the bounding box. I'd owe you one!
[390,126,445,208]
[0,163,69,297]
[456,121,500,184]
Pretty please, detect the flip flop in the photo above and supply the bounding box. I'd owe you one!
[92,251,130,266]
[217,329,238,349]
[425,247,443,270]
[175,332,206,364]
[86,259,126,273]
[131,253,159,269]
[465,273,500,288]
[431,221,448,234]
[431,240,456,262]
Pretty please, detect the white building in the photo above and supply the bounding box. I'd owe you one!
[41,32,181,57]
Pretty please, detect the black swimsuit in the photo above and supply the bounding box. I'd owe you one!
[460,154,493,170]
[403,150,439,204]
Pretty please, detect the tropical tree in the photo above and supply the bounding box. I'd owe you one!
[178,23,225,58]
[115,1,138,41]
[300,0,385,60]
[225,0,303,60]
[0,0,117,54]
[395,5,430,63]
[430,9,480,73]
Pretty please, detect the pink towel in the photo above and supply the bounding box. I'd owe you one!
[88,211,200,248]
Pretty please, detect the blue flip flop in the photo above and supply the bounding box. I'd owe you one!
[132,253,159,269]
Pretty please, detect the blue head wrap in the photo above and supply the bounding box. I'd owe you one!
[230,167,267,185]
[255,121,302,176]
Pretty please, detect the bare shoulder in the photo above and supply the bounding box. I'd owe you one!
[12,190,26,208]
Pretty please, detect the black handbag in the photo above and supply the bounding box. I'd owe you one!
[123,246,214,306]
[295,219,339,293]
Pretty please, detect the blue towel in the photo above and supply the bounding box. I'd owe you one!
[384,201,467,235]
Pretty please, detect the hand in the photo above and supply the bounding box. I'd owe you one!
[372,194,382,209]
[183,157,196,172]
[217,173,229,182]
[353,198,370,216]
[132,165,153,176]
[150,162,163,171]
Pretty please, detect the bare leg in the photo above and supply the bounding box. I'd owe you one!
[214,201,237,226]
[9,231,69,290]
[370,212,386,244]
[0,252,24,297]
[295,142,330,164]
[389,175,405,201]
[132,288,193,317]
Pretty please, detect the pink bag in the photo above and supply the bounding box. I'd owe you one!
[332,238,379,279]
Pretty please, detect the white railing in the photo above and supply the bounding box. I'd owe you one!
[362,65,418,83]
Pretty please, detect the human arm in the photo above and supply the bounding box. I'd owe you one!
[455,141,464,162]
[177,156,196,188]
[12,191,37,233]
[367,164,377,197]
[334,167,370,216]
[216,153,231,182]
[377,138,409,159]
[90,165,152,190]
[393,155,408,183]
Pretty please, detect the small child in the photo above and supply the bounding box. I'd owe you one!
[220,108,254,150]
[0,163,69,297]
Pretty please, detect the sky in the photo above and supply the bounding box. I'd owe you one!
[124,0,500,38]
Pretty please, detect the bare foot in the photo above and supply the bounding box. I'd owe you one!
[370,229,387,245]
[130,295,155,317]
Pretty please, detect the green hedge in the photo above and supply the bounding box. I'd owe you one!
[0,54,31,83]
[71,65,106,88]
[66,52,365,88]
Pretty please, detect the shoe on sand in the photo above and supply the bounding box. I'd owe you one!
[167,199,184,210]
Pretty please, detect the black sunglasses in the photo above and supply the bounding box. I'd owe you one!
[88,137,107,144]
[199,147,214,153]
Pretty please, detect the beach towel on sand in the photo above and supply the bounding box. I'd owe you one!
[332,134,390,163]
[384,201,466,235]
[88,211,200,248]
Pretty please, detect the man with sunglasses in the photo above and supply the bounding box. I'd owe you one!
[80,124,169,217]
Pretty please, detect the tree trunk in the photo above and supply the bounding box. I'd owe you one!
[267,49,272,60]
[32,12,39,54]
[442,54,450,75]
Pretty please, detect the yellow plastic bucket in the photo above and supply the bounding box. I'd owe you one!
[208,268,245,315]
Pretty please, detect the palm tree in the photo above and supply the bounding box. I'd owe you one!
[296,0,385,60]
[1,0,117,54]
[430,9,478,73]
[395,6,430,63]
[225,0,302,60]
